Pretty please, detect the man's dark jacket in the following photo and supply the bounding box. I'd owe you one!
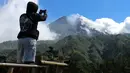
[17,2,43,40]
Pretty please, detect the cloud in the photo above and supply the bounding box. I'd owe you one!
[0,0,57,43]
[123,17,130,33]
[38,22,58,40]
[67,14,130,34]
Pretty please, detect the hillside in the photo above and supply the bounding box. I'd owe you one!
[0,34,129,73]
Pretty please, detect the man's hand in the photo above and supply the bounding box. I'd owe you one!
[38,9,47,21]
[39,9,47,15]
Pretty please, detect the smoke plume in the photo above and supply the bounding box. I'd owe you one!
[67,14,130,34]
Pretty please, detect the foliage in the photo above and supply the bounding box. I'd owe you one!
[0,34,130,73]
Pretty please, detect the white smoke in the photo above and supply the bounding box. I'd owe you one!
[0,0,57,43]
[67,14,130,34]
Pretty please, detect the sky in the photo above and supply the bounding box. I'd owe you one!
[0,0,130,22]
[0,0,130,42]
[38,0,130,22]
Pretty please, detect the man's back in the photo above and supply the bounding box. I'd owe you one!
[17,13,39,40]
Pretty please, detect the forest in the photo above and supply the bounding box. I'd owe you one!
[0,34,129,73]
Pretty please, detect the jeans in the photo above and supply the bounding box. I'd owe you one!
[17,38,36,63]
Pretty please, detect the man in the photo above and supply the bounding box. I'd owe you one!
[17,1,47,64]
[12,1,47,73]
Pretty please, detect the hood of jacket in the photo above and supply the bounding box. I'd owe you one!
[26,2,38,13]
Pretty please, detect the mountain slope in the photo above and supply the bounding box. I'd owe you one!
[0,34,130,73]
[49,16,77,37]
[49,16,103,39]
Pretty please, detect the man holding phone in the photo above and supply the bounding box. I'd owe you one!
[17,1,47,64]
